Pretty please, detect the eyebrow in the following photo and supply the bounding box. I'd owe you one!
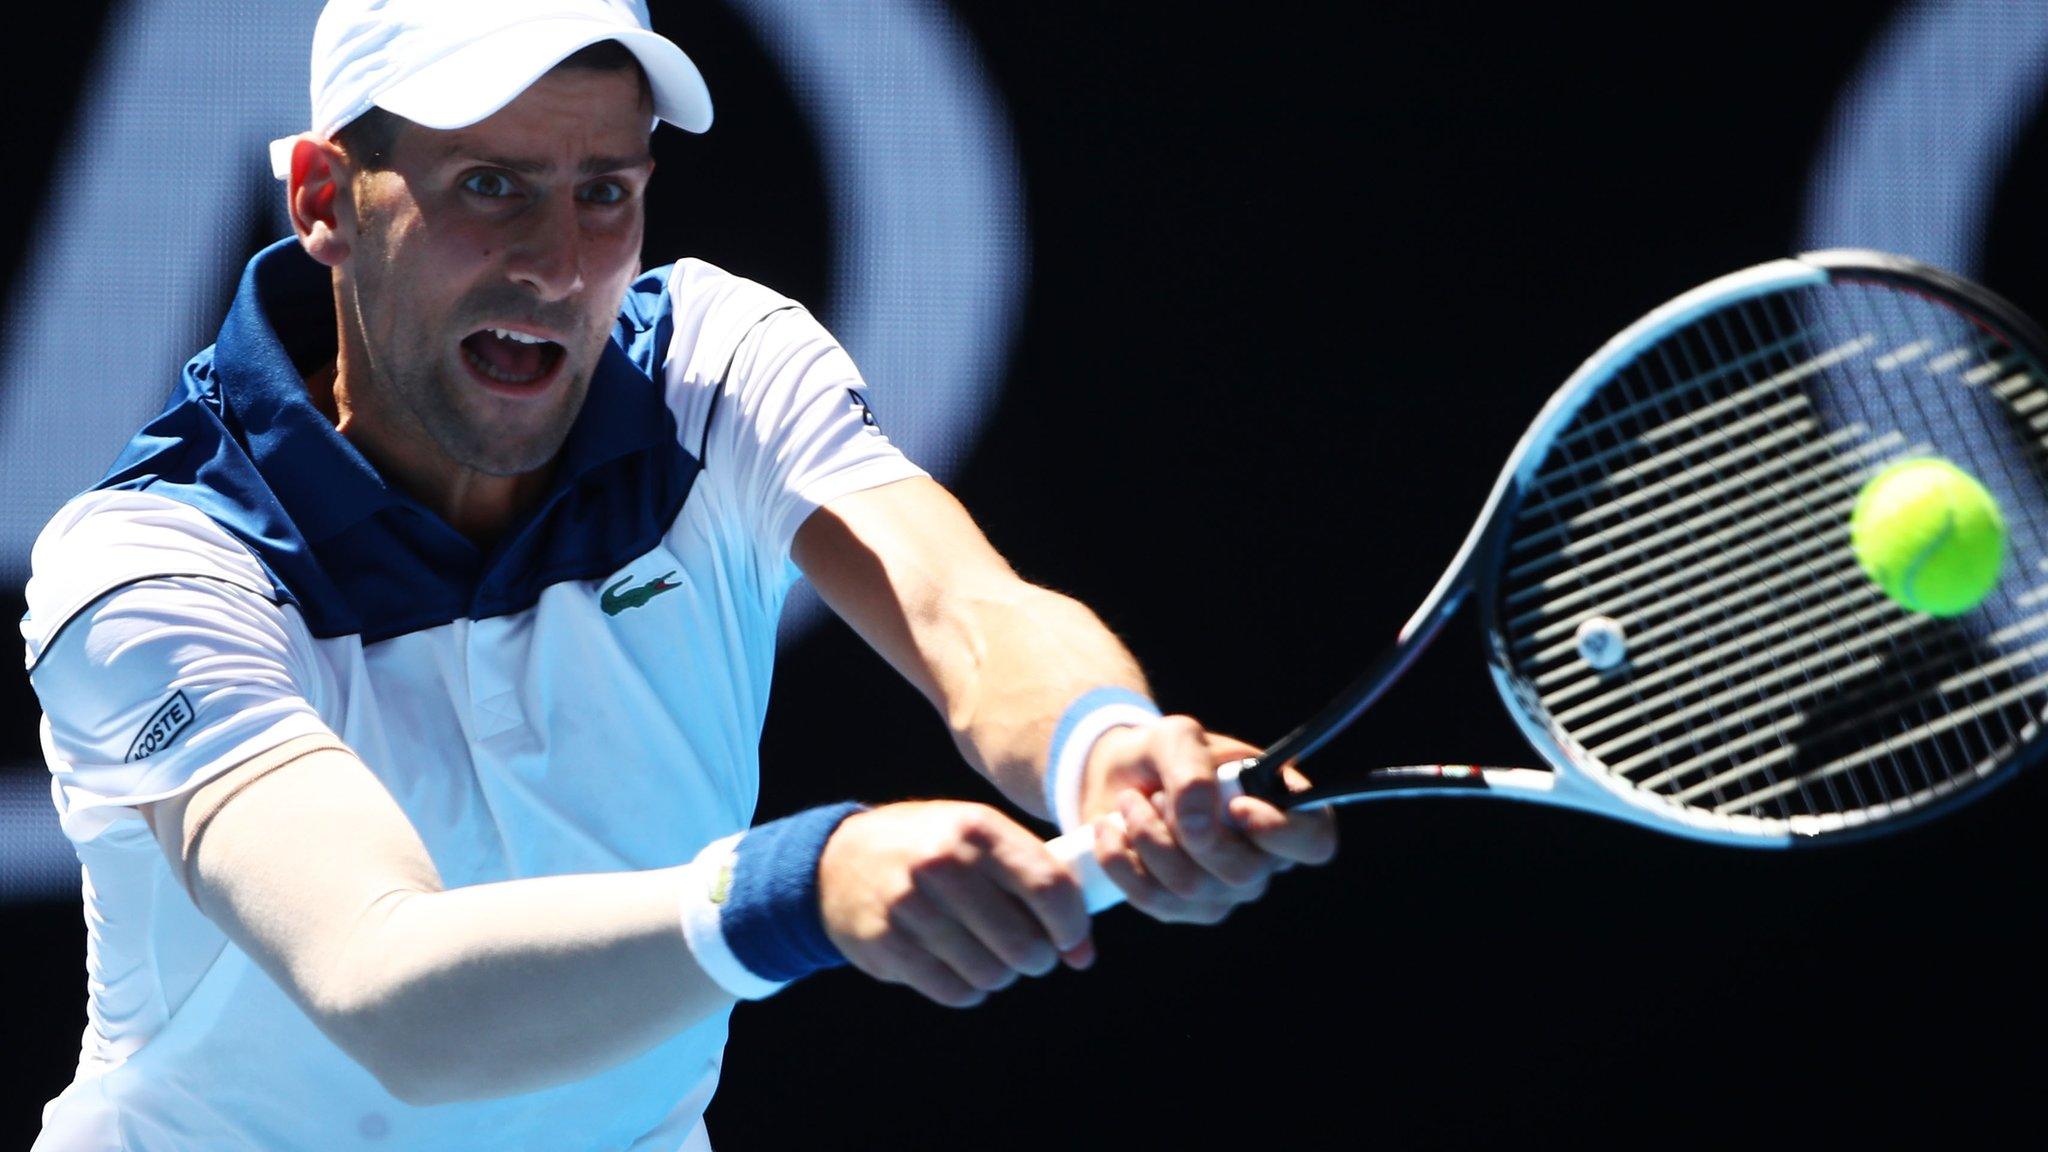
[437,148,654,176]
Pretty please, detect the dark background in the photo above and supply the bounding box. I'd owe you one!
[5,2,2045,1148]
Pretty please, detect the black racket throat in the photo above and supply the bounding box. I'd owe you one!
[1237,580,1475,807]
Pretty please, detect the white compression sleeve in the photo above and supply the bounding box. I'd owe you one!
[160,740,739,1106]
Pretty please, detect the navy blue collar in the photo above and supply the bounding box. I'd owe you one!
[214,237,677,553]
[102,238,700,641]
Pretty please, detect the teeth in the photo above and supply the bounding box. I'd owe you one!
[489,327,549,345]
[464,346,542,384]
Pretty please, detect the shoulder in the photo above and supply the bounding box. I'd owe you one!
[615,259,810,385]
[25,492,329,844]
[24,488,273,669]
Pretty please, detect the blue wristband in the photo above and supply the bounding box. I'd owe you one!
[721,800,867,986]
[1044,687,1162,832]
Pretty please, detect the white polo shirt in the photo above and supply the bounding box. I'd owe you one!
[22,239,925,1150]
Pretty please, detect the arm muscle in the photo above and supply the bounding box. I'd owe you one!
[792,477,1147,816]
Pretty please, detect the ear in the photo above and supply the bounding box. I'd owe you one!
[286,136,353,268]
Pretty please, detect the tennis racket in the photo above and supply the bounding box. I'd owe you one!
[1051,249,2048,913]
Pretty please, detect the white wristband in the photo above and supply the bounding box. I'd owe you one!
[1044,688,1162,834]
[676,832,787,1001]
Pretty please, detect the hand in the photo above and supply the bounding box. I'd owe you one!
[1080,716,1338,923]
[818,801,1093,1008]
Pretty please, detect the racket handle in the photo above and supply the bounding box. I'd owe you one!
[1046,760,1251,915]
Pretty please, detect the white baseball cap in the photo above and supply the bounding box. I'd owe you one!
[269,0,713,179]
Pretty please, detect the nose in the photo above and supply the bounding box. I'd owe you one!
[507,195,586,303]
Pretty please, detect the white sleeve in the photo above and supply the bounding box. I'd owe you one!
[24,494,334,843]
[684,304,928,581]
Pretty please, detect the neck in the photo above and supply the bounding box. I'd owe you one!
[307,357,555,549]
[405,463,556,546]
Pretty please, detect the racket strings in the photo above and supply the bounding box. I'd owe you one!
[1765,287,2040,810]
[1515,303,1881,818]
[1810,287,2020,807]
[1509,336,1867,536]
[1736,289,2048,816]
[1515,481,1890,658]
[1507,324,1889,612]
[1695,295,1897,816]
[1824,284,2048,790]
[1493,278,2048,833]
[1504,433,1891,622]
[1534,563,1881,701]
[1668,289,2029,816]
[1507,412,1866,566]
[1644,300,1865,816]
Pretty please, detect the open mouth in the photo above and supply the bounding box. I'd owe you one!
[460,327,567,390]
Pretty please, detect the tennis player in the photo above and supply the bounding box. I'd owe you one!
[21,1,1334,1147]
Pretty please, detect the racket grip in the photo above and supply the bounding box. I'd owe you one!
[1047,825,1123,913]
[1046,760,1251,915]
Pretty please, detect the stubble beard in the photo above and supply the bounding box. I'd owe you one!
[397,350,589,478]
[343,221,594,481]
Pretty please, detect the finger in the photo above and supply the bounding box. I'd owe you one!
[1090,807,1176,917]
[1118,788,1224,903]
[1118,791,1245,924]
[1147,716,1226,850]
[1150,720,1272,886]
[893,884,1025,993]
[918,859,1064,979]
[869,932,990,1009]
[974,822,1092,959]
[1200,730,1264,765]
[1228,795,1340,867]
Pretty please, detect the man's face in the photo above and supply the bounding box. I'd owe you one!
[335,66,654,478]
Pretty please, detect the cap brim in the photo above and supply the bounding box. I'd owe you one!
[373,18,712,136]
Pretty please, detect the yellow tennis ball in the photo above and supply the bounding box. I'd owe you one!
[1849,458,2007,616]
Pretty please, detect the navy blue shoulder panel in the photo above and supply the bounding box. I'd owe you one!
[94,241,697,643]
[99,345,372,626]
[616,264,680,377]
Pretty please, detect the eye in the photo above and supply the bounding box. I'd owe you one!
[461,170,518,199]
[579,179,631,206]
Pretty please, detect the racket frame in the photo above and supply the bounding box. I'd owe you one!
[1057,250,2048,914]
[1250,252,2048,848]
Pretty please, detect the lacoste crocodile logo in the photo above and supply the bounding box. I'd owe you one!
[602,571,681,616]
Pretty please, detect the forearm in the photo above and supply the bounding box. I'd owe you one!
[936,581,1150,818]
[167,745,734,1106]
[310,866,724,1105]
[792,480,1155,822]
